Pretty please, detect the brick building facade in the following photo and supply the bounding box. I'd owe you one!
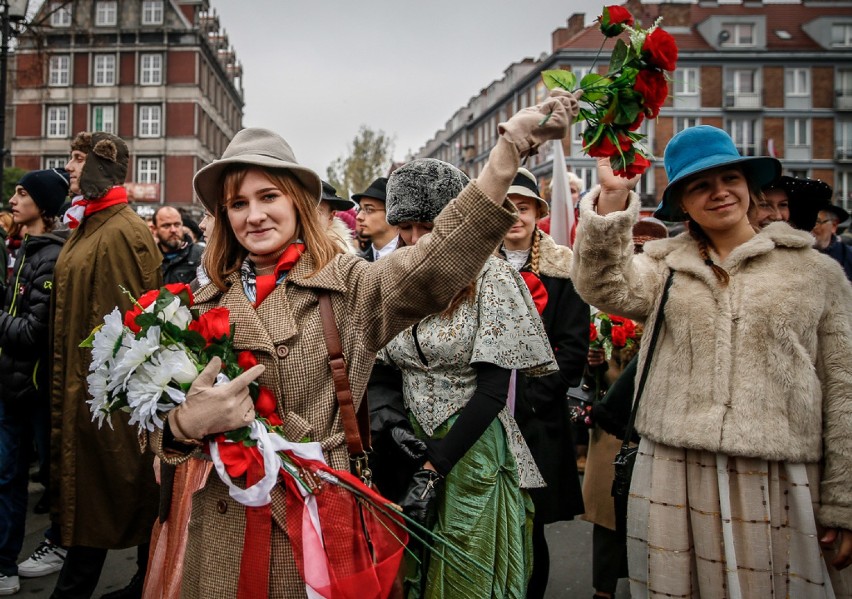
[9,0,243,206]
[416,0,852,212]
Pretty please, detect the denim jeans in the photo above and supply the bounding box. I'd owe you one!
[0,398,35,576]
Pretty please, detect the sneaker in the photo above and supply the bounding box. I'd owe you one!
[0,573,19,595]
[17,539,66,578]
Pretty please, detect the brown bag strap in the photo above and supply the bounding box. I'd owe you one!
[317,292,371,460]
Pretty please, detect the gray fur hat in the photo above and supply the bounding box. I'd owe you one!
[385,159,469,225]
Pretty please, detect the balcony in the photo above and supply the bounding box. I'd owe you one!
[724,90,763,110]
[836,146,852,161]
[836,92,852,111]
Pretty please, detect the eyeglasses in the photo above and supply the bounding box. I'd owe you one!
[359,206,385,215]
[815,219,834,226]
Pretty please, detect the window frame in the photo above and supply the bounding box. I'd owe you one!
[139,53,163,86]
[831,23,852,47]
[94,0,117,26]
[785,118,810,148]
[136,157,161,184]
[141,0,165,25]
[726,118,759,157]
[43,156,66,169]
[138,104,163,138]
[46,106,70,138]
[674,67,699,96]
[48,54,70,87]
[721,22,756,47]
[784,68,810,97]
[674,116,701,133]
[93,54,117,86]
[91,104,117,135]
[49,2,72,27]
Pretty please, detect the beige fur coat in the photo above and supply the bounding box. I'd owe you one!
[571,188,852,530]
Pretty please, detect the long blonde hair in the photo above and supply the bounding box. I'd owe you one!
[204,165,342,290]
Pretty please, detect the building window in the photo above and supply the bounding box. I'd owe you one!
[674,117,701,133]
[140,53,163,85]
[92,105,116,134]
[574,167,596,192]
[785,68,809,97]
[136,157,161,183]
[727,118,759,156]
[831,24,852,47]
[93,54,116,86]
[725,68,761,108]
[44,156,66,169]
[138,105,162,137]
[786,118,810,147]
[731,69,757,94]
[837,121,852,160]
[838,69,852,97]
[48,55,70,87]
[674,68,699,96]
[95,1,117,26]
[141,0,164,25]
[49,2,72,27]
[788,168,809,179]
[720,23,755,47]
[837,170,852,211]
[46,106,69,138]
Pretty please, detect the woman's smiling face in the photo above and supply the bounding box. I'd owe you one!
[225,168,298,255]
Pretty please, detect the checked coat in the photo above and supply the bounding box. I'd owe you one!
[152,183,517,598]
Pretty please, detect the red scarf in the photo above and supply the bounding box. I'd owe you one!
[63,186,129,229]
[254,242,305,307]
[520,271,548,315]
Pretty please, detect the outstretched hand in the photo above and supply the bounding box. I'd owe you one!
[498,89,583,158]
[820,528,852,570]
[595,157,641,215]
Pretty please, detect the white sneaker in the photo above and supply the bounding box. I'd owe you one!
[17,539,66,578]
[0,573,19,595]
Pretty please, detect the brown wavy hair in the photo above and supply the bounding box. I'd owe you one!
[203,165,342,290]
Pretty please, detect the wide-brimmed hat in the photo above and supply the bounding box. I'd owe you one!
[817,202,851,227]
[321,181,357,211]
[655,126,781,222]
[632,217,668,247]
[506,168,549,218]
[193,128,321,213]
[386,159,469,225]
[351,177,388,203]
[762,175,832,231]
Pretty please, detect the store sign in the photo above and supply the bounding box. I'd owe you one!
[125,182,160,203]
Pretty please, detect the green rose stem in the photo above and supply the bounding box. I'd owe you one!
[537,37,610,127]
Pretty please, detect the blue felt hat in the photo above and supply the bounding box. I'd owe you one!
[655,126,781,222]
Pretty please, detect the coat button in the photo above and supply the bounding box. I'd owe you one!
[276,345,289,358]
[216,499,228,514]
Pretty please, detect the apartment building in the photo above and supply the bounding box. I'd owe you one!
[416,0,852,210]
[9,0,243,205]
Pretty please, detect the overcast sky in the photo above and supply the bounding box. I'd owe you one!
[211,0,597,178]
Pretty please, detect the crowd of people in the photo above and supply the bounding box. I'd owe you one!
[0,89,850,599]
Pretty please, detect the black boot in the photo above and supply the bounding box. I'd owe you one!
[98,571,144,599]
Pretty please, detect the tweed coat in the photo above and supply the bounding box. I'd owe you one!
[51,203,163,548]
[153,183,517,598]
[571,188,852,531]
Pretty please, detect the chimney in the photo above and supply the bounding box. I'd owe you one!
[551,13,586,51]
[657,2,692,28]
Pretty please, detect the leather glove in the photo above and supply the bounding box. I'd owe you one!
[498,89,583,157]
[398,468,443,528]
[168,356,265,441]
[390,425,428,465]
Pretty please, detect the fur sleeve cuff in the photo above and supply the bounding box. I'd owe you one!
[817,503,852,531]
[577,186,641,243]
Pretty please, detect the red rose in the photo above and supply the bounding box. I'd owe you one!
[634,69,668,118]
[586,131,631,158]
[255,387,277,419]
[237,351,259,372]
[188,307,231,344]
[164,282,194,306]
[590,323,598,343]
[623,319,636,338]
[123,289,160,333]
[611,325,628,348]
[628,113,645,132]
[643,28,678,72]
[614,154,651,179]
[598,5,634,37]
[609,315,625,324]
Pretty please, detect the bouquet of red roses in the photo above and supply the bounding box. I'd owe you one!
[540,4,679,178]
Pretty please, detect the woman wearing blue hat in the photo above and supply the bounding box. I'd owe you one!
[571,125,852,597]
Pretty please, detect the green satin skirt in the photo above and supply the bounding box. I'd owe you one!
[405,415,534,599]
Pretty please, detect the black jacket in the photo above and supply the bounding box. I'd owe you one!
[0,231,66,402]
[161,241,204,284]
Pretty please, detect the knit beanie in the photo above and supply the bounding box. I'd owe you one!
[385,159,469,225]
[71,131,129,199]
[18,168,71,217]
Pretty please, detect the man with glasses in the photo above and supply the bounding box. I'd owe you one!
[353,177,400,261]
[813,203,852,282]
[152,206,203,284]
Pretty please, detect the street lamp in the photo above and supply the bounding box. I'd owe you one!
[0,0,28,198]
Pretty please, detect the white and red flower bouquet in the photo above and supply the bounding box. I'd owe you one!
[540,4,679,177]
[83,283,487,597]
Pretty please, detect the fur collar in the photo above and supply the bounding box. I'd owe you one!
[536,231,572,279]
[327,217,358,254]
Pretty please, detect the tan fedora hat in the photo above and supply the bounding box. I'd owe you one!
[193,128,322,213]
[506,167,549,217]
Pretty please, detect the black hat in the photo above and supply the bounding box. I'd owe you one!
[763,175,832,231]
[18,168,70,217]
[351,177,388,203]
[321,181,357,211]
[817,202,851,227]
[71,131,129,199]
[386,159,469,226]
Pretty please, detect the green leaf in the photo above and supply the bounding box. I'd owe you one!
[580,73,612,103]
[134,312,159,329]
[79,324,102,348]
[615,99,641,125]
[541,69,576,91]
[153,288,177,315]
[609,39,629,73]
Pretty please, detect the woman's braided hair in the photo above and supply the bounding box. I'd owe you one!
[529,227,542,276]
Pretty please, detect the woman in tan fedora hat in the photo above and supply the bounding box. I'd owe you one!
[147,90,581,598]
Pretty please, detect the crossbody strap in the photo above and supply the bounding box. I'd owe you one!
[317,292,372,462]
[620,270,675,453]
